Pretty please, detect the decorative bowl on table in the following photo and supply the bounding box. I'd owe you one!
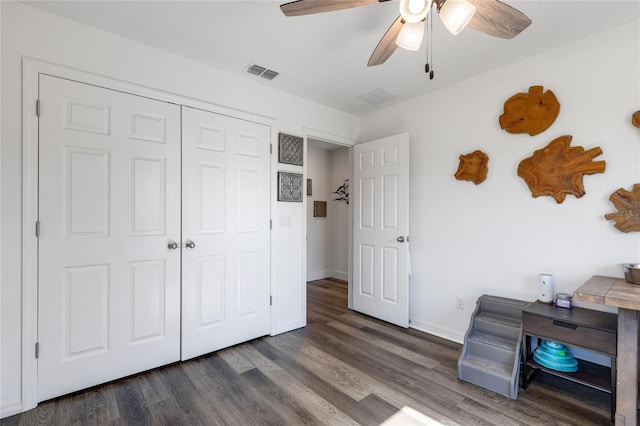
[621,263,640,284]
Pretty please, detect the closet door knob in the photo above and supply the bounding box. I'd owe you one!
[167,241,179,250]
[397,236,405,243]
[185,240,196,250]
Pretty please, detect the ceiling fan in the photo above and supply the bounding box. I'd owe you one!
[280,0,532,68]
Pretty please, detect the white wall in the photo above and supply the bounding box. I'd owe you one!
[360,20,640,342]
[329,149,350,280]
[307,147,331,280]
[0,1,359,417]
[306,147,350,282]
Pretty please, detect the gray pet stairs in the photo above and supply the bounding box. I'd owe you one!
[457,294,528,399]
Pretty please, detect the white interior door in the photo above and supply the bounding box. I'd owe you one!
[352,133,410,327]
[38,75,181,401]
[180,106,271,360]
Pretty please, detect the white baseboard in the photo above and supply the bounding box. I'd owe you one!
[1,397,22,419]
[306,270,330,282]
[409,318,465,344]
[331,270,348,281]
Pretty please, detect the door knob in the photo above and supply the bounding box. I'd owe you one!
[397,236,405,243]
[167,241,179,250]
[185,240,196,249]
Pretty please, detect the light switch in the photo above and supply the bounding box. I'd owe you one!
[280,216,293,228]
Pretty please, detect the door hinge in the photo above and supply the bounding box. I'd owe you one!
[270,296,273,306]
[270,144,273,155]
[35,342,39,359]
[35,221,40,238]
[270,219,272,230]
[36,100,40,117]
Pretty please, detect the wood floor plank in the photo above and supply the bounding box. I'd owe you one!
[235,343,359,425]
[158,361,225,425]
[136,368,173,406]
[111,377,151,425]
[239,367,318,425]
[85,384,119,425]
[339,313,461,361]
[218,346,256,374]
[265,333,373,401]
[200,352,289,425]
[326,320,440,368]
[252,339,399,425]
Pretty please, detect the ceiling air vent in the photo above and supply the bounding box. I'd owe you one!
[261,69,279,80]
[357,87,396,105]
[246,63,279,80]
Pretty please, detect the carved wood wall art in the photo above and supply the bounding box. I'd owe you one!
[633,111,640,128]
[499,86,560,136]
[454,150,489,185]
[517,135,605,203]
[605,184,640,233]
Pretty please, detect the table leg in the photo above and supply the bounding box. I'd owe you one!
[615,308,638,426]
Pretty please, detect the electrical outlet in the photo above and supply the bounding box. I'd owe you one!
[456,296,464,309]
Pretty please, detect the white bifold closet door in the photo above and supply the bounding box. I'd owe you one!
[37,75,272,401]
[38,74,182,401]
[180,106,271,361]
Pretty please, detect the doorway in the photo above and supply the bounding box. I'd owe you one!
[306,138,350,285]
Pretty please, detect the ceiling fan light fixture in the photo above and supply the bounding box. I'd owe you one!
[439,0,476,35]
[399,0,432,23]
[396,20,425,51]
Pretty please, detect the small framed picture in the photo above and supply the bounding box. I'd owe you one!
[278,172,303,202]
[314,201,327,217]
[278,133,303,166]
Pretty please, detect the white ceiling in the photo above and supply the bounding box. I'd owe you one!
[24,0,640,116]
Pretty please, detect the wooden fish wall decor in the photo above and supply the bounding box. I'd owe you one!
[518,135,605,203]
[499,86,560,136]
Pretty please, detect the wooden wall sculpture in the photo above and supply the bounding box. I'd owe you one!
[605,184,640,233]
[455,150,489,185]
[517,135,605,203]
[499,86,560,136]
[633,111,640,128]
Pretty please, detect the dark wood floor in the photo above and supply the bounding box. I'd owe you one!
[3,279,611,425]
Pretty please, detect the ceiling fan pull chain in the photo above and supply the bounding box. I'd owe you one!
[425,6,432,74]
[429,5,434,80]
[425,27,430,73]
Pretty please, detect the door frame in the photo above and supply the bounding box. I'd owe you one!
[301,128,355,309]
[21,58,277,412]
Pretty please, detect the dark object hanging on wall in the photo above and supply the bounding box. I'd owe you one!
[278,172,303,202]
[278,133,303,166]
[632,111,640,128]
[314,201,327,217]
[333,179,349,204]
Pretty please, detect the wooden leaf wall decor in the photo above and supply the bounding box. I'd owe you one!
[499,86,560,136]
[454,150,489,185]
[633,111,640,128]
[517,135,605,203]
[605,184,640,233]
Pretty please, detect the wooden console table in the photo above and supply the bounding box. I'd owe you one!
[573,275,640,426]
[521,301,617,420]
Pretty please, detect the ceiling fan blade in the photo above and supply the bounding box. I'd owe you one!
[368,16,404,67]
[466,0,531,39]
[280,0,380,17]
